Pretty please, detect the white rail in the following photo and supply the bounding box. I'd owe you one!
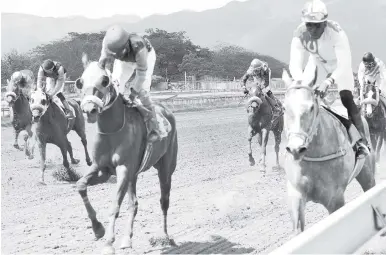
[269,180,386,254]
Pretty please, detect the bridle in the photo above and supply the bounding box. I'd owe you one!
[284,84,321,148]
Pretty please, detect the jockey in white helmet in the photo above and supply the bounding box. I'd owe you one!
[241,59,283,117]
[289,0,370,159]
[98,25,165,143]
[357,52,386,110]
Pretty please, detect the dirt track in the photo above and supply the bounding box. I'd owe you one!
[1,107,385,254]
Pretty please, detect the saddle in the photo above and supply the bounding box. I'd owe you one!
[52,97,76,131]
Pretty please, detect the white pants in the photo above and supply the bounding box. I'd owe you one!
[45,73,66,95]
[112,48,156,94]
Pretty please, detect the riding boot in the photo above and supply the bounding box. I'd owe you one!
[138,90,164,143]
[266,90,282,116]
[340,90,371,159]
[61,99,74,119]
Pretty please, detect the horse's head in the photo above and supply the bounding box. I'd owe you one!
[246,85,264,115]
[29,88,49,123]
[281,69,319,160]
[5,72,24,106]
[362,78,378,118]
[75,53,117,123]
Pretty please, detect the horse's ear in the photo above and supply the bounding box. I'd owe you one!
[282,69,293,87]
[6,79,10,85]
[75,77,83,89]
[81,52,90,69]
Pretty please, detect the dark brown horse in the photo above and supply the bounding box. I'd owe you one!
[360,80,386,162]
[75,53,178,254]
[246,85,284,172]
[5,70,34,152]
[25,88,92,184]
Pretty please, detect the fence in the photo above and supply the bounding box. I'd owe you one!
[269,181,386,254]
[1,79,339,116]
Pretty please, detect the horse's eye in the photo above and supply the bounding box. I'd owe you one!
[31,99,34,104]
[41,99,47,105]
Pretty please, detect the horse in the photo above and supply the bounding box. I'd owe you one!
[246,85,284,172]
[360,79,386,162]
[4,70,34,152]
[281,69,375,234]
[74,53,178,254]
[25,88,92,184]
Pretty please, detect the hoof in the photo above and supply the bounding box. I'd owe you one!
[27,155,34,160]
[86,159,92,166]
[120,236,132,249]
[93,221,105,240]
[14,144,20,150]
[37,181,46,186]
[248,155,255,166]
[272,165,284,171]
[101,245,115,255]
[71,159,80,165]
[149,235,176,247]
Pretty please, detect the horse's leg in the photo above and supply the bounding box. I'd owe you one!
[75,127,92,166]
[248,125,257,166]
[24,124,34,159]
[58,141,70,170]
[120,176,138,249]
[272,128,283,171]
[287,181,306,234]
[148,143,178,247]
[66,139,80,165]
[103,165,130,253]
[259,128,269,172]
[326,195,345,214]
[355,164,376,192]
[13,128,22,150]
[76,165,111,240]
[375,133,382,163]
[37,141,47,185]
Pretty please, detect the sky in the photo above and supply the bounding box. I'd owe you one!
[1,0,248,19]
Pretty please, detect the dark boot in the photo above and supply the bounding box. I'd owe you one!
[61,99,74,119]
[266,90,282,116]
[138,91,164,143]
[340,90,370,159]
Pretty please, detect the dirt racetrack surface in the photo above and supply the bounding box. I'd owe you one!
[2,107,386,254]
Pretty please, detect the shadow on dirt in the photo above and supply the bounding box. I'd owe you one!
[160,235,255,254]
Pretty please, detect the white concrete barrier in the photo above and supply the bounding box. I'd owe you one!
[269,181,386,254]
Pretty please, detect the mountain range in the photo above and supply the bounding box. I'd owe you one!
[2,0,386,68]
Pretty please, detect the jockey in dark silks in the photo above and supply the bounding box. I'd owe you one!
[36,59,74,119]
[241,58,283,117]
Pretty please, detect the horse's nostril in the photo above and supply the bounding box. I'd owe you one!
[299,147,307,154]
[90,108,97,114]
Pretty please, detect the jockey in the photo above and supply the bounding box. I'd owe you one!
[289,0,370,159]
[357,52,386,109]
[36,59,73,119]
[8,71,33,99]
[98,25,165,143]
[241,59,282,116]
